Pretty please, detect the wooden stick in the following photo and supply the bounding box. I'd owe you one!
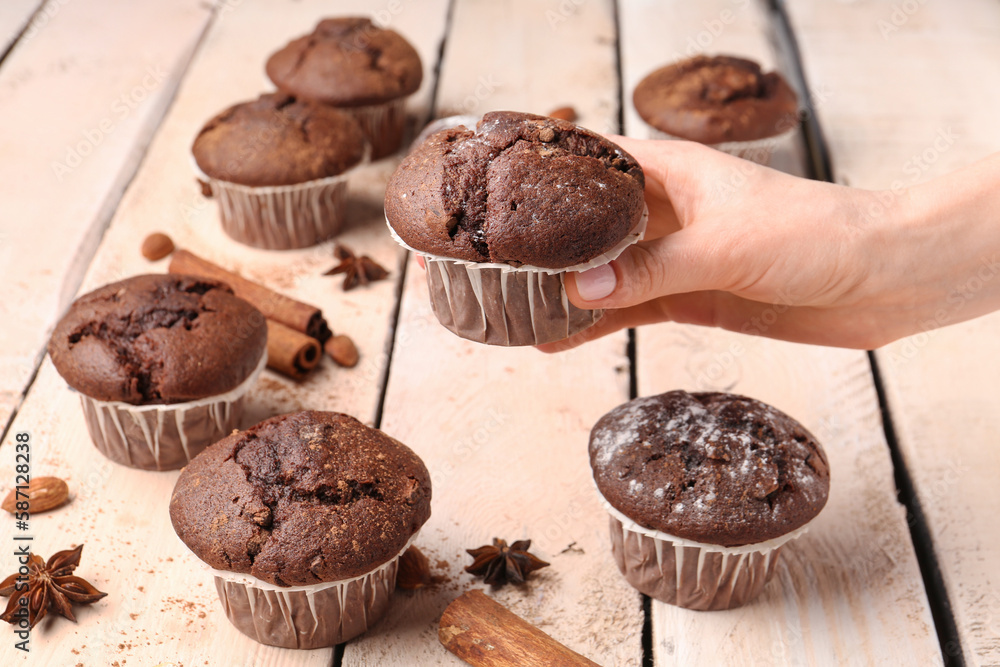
[169,249,331,342]
[439,590,600,667]
[266,320,321,379]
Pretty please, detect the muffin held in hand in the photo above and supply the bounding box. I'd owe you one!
[192,93,365,249]
[49,274,267,470]
[266,17,423,159]
[385,110,647,346]
[589,390,830,611]
[633,54,799,164]
[170,410,432,649]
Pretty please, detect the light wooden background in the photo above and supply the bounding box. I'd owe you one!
[1,0,997,665]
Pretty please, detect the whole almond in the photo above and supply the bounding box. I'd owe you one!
[141,232,175,261]
[547,106,577,123]
[2,476,70,514]
[325,334,360,368]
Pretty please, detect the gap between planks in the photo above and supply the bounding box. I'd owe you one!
[768,1,964,663]
[0,0,220,443]
[621,0,940,664]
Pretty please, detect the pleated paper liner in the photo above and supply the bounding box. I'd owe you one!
[193,157,365,251]
[599,492,811,611]
[193,532,418,649]
[77,351,266,471]
[344,97,408,160]
[386,206,648,346]
[647,125,798,166]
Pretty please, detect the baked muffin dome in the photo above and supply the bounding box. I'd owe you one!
[192,93,365,187]
[170,411,432,586]
[49,274,267,405]
[590,390,829,546]
[385,110,645,269]
[633,55,798,143]
[266,17,423,107]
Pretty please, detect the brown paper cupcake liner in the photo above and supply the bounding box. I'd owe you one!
[196,162,359,250]
[344,98,407,160]
[77,352,266,471]
[203,534,416,649]
[600,493,809,611]
[648,126,797,166]
[386,207,647,346]
[422,260,602,346]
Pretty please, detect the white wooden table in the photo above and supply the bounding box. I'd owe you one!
[1,1,997,665]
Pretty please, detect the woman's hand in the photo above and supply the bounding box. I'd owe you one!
[540,137,1000,352]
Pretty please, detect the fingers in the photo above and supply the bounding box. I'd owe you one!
[567,230,722,309]
[641,189,682,240]
[537,294,723,353]
[538,291,884,353]
[535,303,667,353]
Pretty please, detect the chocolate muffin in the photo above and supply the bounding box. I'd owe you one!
[192,93,364,187]
[49,274,267,470]
[383,111,647,346]
[386,111,645,268]
[192,93,365,249]
[50,274,266,404]
[633,55,798,163]
[266,17,423,158]
[170,411,432,648]
[266,18,422,107]
[589,390,830,610]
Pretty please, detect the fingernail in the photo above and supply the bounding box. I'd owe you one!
[575,264,617,301]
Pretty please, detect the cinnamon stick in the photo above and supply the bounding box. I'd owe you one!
[169,249,331,342]
[439,590,600,667]
[266,320,321,379]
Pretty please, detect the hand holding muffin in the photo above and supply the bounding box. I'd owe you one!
[542,138,1000,351]
[385,111,647,346]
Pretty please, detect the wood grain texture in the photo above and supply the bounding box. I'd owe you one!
[366,1,643,665]
[620,0,806,177]
[784,1,1000,664]
[0,0,214,431]
[635,328,941,666]
[0,0,450,665]
[621,1,940,664]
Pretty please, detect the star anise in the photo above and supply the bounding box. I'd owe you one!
[465,538,550,587]
[0,545,107,629]
[323,245,389,291]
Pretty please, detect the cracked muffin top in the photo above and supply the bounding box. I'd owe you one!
[590,391,829,546]
[49,274,267,405]
[265,17,423,107]
[191,93,365,187]
[384,111,646,268]
[170,411,432,586]
[633,55,798,143]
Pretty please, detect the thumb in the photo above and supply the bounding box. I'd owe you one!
[565,230,721,309]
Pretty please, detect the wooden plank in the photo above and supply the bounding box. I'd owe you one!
[620,1,941,664]
[635,329,941,665]
[0,1,450,665]
[0,0,42,57]
[784,1,1000,664]
[0,0,215,431]
[619,0,806,178]
[367,0,644,665]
